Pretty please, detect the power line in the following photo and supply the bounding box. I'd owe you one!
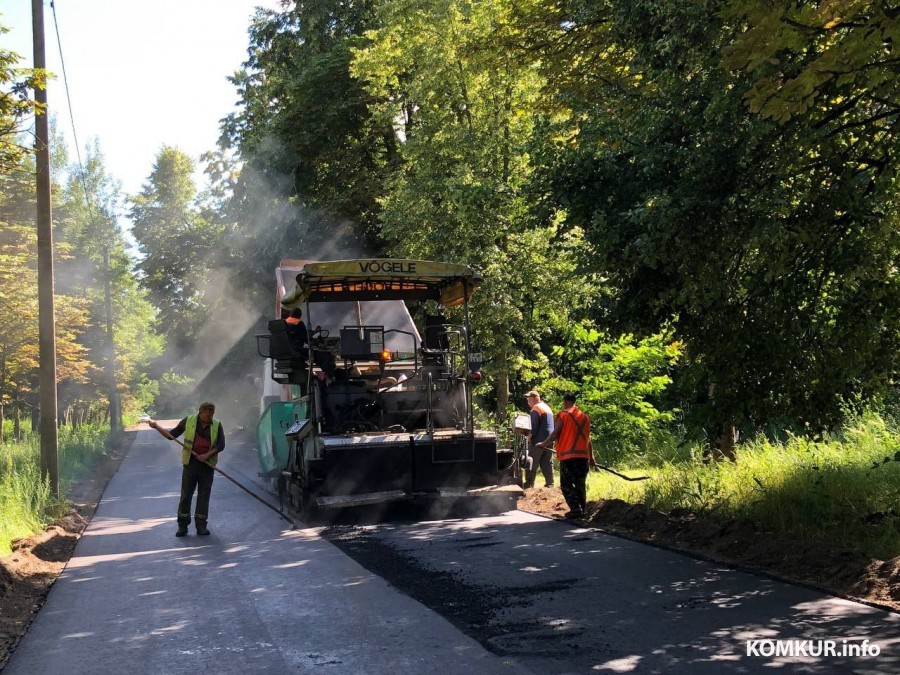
[49,0,99,225]
[48,0,121,433]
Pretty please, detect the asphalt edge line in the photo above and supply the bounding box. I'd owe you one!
[517,507,900,617]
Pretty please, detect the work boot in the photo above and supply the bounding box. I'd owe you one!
[196,525,211,536]
[175,526,188,537]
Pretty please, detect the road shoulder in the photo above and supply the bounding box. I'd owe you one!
[519,486,899,612]
[0,431,133,668]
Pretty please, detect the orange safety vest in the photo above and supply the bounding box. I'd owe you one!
[555,406,591,461]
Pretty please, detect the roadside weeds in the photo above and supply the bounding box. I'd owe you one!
[0,433,132,669]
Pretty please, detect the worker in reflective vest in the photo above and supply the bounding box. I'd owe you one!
[537,392,595,519]
[149,401,225,537]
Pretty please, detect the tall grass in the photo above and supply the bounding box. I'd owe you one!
[0,425,110,555]
[588,413,900,560]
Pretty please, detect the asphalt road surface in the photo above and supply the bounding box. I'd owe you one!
[4,427,898,674]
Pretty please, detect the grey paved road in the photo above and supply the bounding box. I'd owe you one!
[4,428,898,674]
[4,428,518,675]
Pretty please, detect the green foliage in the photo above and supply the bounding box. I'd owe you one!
[589,414,900,559]
[0,425,109,554]
[56,140,164,421]
[723,1,900,127]
[217,0,898,451]
[353,0,597,409]
[0,26,43,172]
[154,370,195,417]
[0,445,49,552]
[540,322,681,457]
[0,185,94,434]
[0,221,41,413]
[126,374,159,418]
[217,0,391,309]
[130,147,222,354]
[1,112,163,429]
[518,0,900,439]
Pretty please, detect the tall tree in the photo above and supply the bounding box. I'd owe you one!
[516,0,900,451]
[57,140,164,421]
[352,0,595,412]
[0,23,42,172]
[130,146,221,355]
[218,0,394,309]
[0,218,91,438]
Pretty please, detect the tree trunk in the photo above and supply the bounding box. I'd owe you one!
[496,350,509,423]
[0,402,4,443]
[716,426,738,461]
[703,424,738,462]
[700,381,738,462]
[13,398,21,440]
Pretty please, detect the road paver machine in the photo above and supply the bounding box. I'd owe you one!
[255,259,522,520]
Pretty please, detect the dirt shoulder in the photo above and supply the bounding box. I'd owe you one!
[0,431,134,670]
[519,487,900,613]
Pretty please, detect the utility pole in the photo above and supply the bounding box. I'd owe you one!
[33,0,59,497]
[104,246,120,434]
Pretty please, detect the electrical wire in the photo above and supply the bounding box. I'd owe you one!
[49,0,100,227]
[49,0,120,423]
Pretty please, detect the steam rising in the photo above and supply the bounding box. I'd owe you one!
[159,151,373,428]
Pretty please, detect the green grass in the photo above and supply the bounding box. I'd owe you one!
[586,414,900,560]
[0,425,110,555]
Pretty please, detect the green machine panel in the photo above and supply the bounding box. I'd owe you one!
[256,399,307,476]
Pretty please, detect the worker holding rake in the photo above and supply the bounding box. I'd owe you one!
[148,401,225,537]
[537,392,594,520]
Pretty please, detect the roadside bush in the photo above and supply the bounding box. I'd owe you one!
[541,322,681,461]
[588,413,900,559]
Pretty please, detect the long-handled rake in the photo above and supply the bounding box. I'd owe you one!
[141,417,295,526]
[591,461,651,482]
[548,447,651,481]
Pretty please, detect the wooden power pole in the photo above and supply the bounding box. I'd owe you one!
[104,246,120,434]
[33,0,59,497]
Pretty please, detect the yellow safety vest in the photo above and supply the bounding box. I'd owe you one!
[182,415,221,467]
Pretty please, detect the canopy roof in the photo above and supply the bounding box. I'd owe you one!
[280,259,481,308]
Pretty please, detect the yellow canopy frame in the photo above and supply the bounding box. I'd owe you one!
[280,259,481,309]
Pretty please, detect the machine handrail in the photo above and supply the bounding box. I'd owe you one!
[376,328,420,394]
[254,333,272,359]
[426,371,434,434]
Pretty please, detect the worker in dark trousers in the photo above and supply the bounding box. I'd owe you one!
[284,307,309,354]
[537,392,595,519]
[149,402,225,536]
[524,390,555,489]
